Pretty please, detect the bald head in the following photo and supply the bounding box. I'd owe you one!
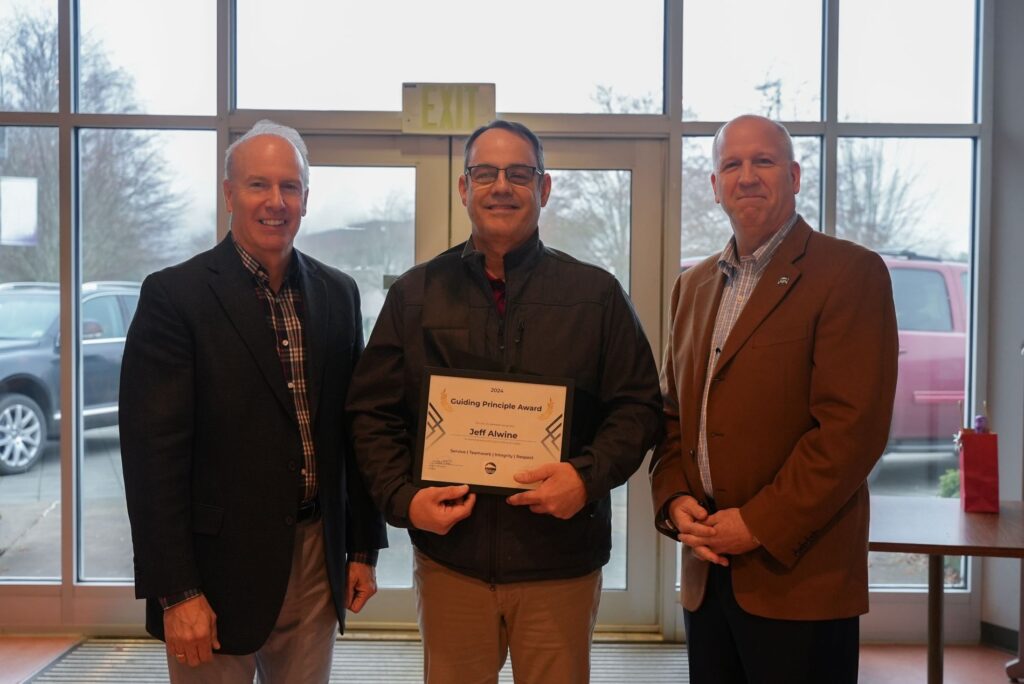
[712,115,794,171]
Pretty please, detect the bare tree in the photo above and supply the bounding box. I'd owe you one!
[678,79,936,261]
[0,10,186,284]
[538,87,651,281]
[833,138,930,252]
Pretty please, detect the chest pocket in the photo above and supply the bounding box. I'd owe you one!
[751,323,809,348]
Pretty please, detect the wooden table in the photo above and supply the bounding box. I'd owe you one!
[869,495,1024,684]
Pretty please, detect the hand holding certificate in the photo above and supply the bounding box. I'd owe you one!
[416,368,574,496]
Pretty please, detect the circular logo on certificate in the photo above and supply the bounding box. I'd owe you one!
[484,462,496,475]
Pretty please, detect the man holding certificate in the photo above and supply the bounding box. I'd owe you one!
[348,120,662,683]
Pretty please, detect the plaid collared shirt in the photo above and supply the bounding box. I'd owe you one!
[695,214,799,499]
[233,241,318,504]
[233,241,377,570]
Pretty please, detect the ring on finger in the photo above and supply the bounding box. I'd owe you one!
[175,653,186,659]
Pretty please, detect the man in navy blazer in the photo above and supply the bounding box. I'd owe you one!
[120,120,386,683]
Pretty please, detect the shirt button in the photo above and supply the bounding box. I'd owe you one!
[282,339,289,347]
[300,468,307,475]
[287,381,295,390]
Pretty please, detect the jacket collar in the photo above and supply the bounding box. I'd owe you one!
[204,234,327,425]
[714,218,812,373]
[460,229,544,304]
[460,229,543,276]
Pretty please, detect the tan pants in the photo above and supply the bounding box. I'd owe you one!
[414,550,602,684]
[166,517,339,684]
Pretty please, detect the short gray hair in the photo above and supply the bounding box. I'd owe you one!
[464,120,545,172]
[712,115,795,170]
[224,119,310,189]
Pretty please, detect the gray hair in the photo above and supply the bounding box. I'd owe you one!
[464,120,545,172]
[712,115,795,170]
[224,119,310,189]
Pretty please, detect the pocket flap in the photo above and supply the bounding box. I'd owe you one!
[191,503,225,536]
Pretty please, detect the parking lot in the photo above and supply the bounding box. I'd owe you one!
[0,435,959,586]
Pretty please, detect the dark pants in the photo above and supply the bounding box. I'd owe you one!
[683,564,859,684]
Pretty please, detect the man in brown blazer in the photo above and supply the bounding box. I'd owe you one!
[650,114,898,683]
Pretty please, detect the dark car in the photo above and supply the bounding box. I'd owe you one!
[0,281,140,474]
[679,251,968,451]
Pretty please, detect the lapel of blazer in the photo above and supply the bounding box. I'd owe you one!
[715,219,810,373]
[206,236,296,422]
[690,262,726,414]
[297,250,328,427]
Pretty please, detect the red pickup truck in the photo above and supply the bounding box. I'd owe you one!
[679,251,968,451]
[883,253,968,450]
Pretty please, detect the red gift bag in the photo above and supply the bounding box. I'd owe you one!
[958,432,999,513]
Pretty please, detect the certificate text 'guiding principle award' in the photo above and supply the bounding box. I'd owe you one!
[415,368,573,495]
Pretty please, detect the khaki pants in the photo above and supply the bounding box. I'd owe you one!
[166,517,339,684]
[414,550,602,684]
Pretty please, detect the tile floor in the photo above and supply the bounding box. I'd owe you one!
[0,635,1016,683]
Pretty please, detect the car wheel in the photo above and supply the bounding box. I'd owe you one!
[0,394,48,475]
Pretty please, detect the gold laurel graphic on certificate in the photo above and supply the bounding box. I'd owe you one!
[439,389,451,413]
[538,397,554,420]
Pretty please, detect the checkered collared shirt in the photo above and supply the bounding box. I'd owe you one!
[695,214,799,499]
[233,241,377,571]
[234,241,318,503]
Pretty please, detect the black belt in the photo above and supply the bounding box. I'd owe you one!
[297,498,321,523]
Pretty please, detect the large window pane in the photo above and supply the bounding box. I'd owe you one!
[682,0,821,121]
[237,0,662,114]
[79,0,216,115]
[80,129,216,580]
[0,127,60,580]
[542,169,631,291]
[298,165,415,587]
[839,0,975,123]
[836,138,973,589]
[681,136,820,262]
[0,2,58,113]
[298,166,415,342]
[539,168,632,589]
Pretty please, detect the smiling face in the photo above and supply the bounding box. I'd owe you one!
[711,116,801,254]
[458,128,551,254]
[222,134,308,267]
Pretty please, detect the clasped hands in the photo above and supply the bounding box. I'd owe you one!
[668,494,760,566]
[409,462,586,535]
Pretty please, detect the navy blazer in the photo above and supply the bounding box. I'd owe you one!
[120,235,386,654]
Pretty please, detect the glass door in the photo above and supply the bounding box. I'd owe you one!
[305,134,665,630]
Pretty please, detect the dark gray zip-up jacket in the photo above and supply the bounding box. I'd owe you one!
[347,232,661,583]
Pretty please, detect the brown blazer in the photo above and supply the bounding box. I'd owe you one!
[650,219,898,620]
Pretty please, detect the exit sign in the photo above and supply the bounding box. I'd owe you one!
[402,83,496,135]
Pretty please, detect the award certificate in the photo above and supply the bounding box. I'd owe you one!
[415,367,573,495]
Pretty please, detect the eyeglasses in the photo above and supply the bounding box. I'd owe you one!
[465,165,543,186]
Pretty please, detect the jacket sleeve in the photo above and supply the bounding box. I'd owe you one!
[119,273,202,599]
[740,250,899,568]
[346,283,420,528]
[648,274,692,539]
[342,282,389,554]
[569,279,663,502]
